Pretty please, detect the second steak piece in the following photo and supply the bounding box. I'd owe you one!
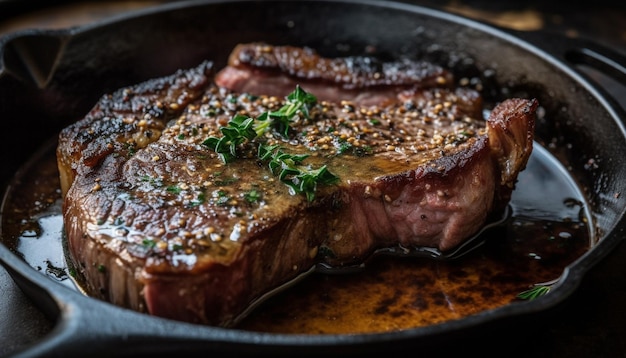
[215,42,454,106]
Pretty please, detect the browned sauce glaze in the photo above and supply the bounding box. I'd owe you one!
[2,139,591,334]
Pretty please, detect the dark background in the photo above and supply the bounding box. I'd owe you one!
[1,1,625,357]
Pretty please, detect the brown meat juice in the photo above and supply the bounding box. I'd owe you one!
[2,140,592,334]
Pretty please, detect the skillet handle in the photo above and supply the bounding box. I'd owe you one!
[3,259,252,358]
[1,260,135,358]
[513,29,626,80]
[0,29,69,88]
[562,44,626,85]
[512,29,626,108]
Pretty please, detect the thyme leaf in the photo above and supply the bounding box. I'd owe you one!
[244,189,262,204]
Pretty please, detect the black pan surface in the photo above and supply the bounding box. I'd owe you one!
[1,1,626,357]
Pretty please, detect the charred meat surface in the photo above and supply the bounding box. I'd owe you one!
[58,44,536,326]
[215,43,453,106]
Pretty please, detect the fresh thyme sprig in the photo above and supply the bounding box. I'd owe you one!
[266,85,317,137]
[202,114,256,163]
[202,85,316,162]
[202,86,338,201]
[516,280,556,300]
[258,144,339,202]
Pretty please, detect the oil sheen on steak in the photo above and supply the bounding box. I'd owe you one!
[58,45,536,326]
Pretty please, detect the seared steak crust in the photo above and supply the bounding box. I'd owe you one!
[215,43,453,106]
[58,51,536,326]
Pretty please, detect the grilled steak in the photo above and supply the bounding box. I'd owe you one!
[58,45,536,326]
[214,43,453,106]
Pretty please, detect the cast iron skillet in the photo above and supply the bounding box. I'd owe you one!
[1,0,626,356]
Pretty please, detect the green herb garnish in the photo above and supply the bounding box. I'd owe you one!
[258,144,339,202]
[202,85,317,161]
[189,192,206,207]
[517,284,552,300]
[142,239,156,249]
[244,189,262,204]
[266,85,317,136]
[337,141,353,154]
[202,86,338,201]
[202,114,257,163]
[214,190,231,207]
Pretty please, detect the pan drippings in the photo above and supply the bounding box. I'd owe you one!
[1,141,592,334]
